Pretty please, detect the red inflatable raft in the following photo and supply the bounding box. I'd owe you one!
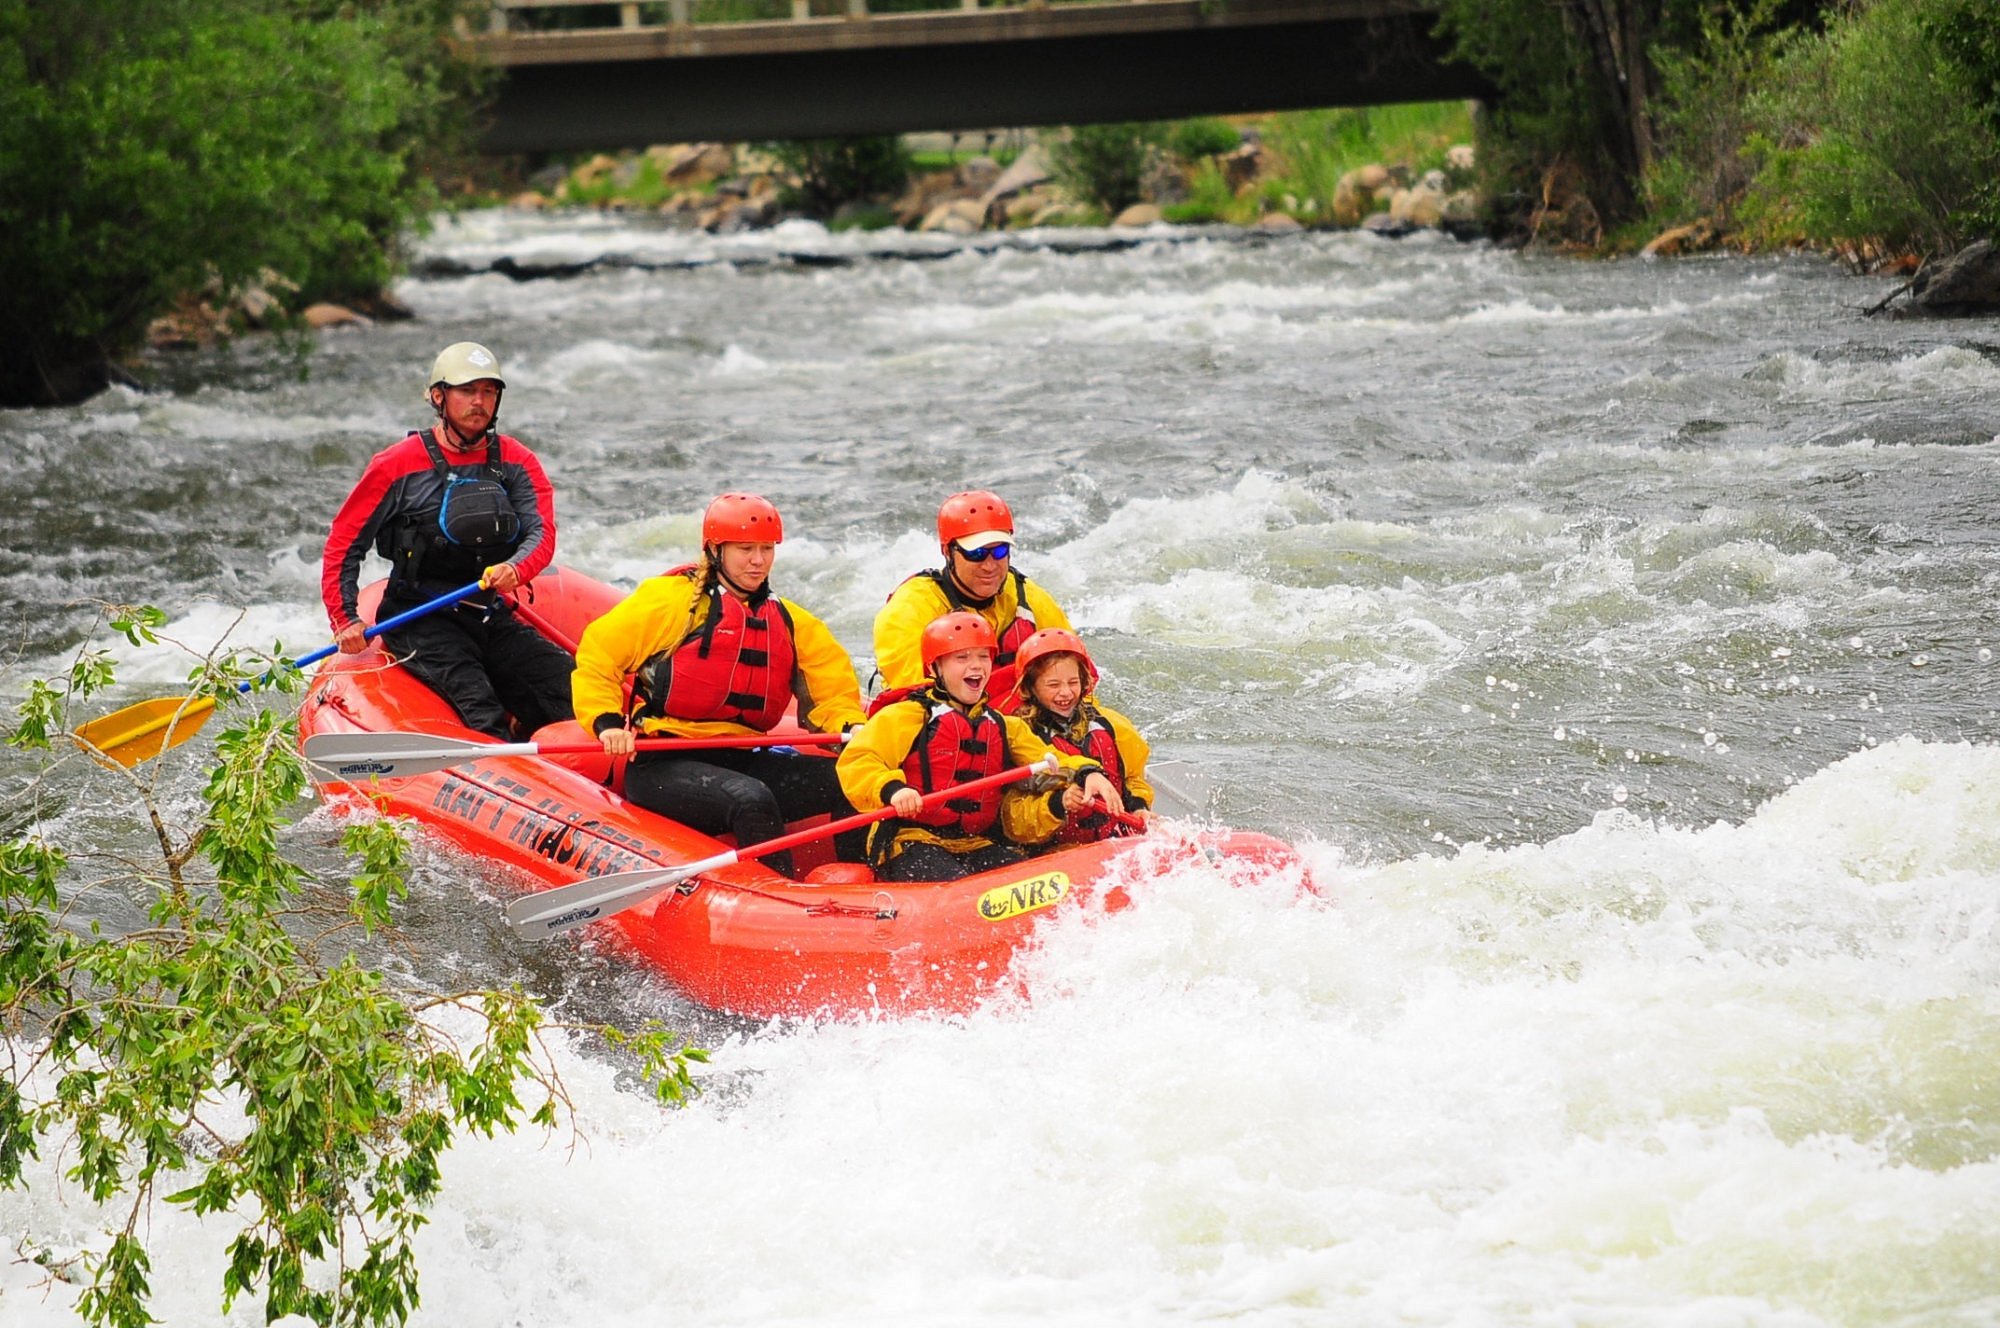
[299,566,1306,1018]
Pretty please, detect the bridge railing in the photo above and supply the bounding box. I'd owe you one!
[474,0,1096,29]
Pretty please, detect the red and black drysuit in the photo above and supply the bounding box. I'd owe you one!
[321,426,573,739]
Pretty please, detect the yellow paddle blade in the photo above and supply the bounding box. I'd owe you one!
[71,695,219,769]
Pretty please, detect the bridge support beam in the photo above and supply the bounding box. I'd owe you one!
[477,9,1490,153]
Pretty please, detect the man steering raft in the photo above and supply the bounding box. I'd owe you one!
[321,342,573,740]
[872,490,1074,712]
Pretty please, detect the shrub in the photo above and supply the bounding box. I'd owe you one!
[1740,0,2000,252]
[761,135,912,218]
[1044,121,1163,215]
[1169,117,1242,165]
[1642,0,1792,228]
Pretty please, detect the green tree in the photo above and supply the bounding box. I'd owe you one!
[0,0,491,408]
[1045,122,1163,216]
[762,135,913,218]
[2,613,705,1328]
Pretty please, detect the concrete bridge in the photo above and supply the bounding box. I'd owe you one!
[471,0,1488,153]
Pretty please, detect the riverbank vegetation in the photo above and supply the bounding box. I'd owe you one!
[0,0,491,408]
[3,629,704,1327]
[1435,0,2000,259]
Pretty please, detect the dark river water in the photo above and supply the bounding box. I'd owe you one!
[2,213,1997,1326]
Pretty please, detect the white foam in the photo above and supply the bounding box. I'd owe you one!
[7,739,1994,1325]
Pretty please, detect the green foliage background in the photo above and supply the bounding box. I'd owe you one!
[0,0,490,407]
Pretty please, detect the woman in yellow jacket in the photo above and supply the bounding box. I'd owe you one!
[1012,628,1156,844]
[574,494,867,875]
[838,611,1121,882]
[871,490,1073,712]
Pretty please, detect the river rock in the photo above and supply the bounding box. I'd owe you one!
[1112,203,1163,227]
[1255,212,1304,234]
[1354,163,1391,194]
[1446,143,1475,172]
[956,155,1001,192]
[919,200,982,234]
[1362,212,1420,239]
[1641,221,1717,257]
[302,303,370,330]
[655,142,735,186]
[1393,172,1448,227]
[1907,241,2000,316]
[1440,190,1482,241]
[978,145,1052,211]
[1221,142,1264,192]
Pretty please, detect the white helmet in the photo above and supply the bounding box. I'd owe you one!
[427,342,504,394]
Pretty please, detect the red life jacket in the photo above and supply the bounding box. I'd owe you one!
[877,687,1007,838]
[1030,705,1127,842]
[636,576,797,731]
[905,568,1039,713]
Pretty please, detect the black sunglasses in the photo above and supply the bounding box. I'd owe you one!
[957,541,1012,563]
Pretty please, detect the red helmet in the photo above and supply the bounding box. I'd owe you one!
[937,490,1014,553]
[920,611,998,671]
[1014,628,1100,696]
[702,493,783,546]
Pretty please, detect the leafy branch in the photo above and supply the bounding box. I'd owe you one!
[2,615,708,1328]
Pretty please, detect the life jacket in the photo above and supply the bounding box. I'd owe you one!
[1029,704,1127,842]
[383,429,524,589]
[633,571,797,731]
[875,686,1007,839]
[908,568,1038,710]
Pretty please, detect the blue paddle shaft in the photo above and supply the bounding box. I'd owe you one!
[238,580,486,692]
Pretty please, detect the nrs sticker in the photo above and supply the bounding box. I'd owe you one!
[976,871,1071,923]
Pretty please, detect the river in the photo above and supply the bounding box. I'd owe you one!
[2,212,1997,1325]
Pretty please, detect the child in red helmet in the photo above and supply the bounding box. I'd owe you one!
[838,611,1120,881]
[1012,628,1156,842]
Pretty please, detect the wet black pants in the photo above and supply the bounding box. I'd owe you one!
[378,595,574,740]
[881,839,1024,883]
[623,747,863,877]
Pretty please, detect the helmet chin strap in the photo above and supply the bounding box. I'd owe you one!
[431,385,502,451]
[945,562,999,608]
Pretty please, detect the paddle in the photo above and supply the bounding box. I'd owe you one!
[504,754,1060,939]
[1145,759,1214,820]
[304,729,845,781]
[72,579,487,768]
[1081,797,1151,833]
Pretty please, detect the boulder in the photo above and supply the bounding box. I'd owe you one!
[957,155,1002,192]
[658,142,735,186]
[1354,163,1391,193]
[1393,172,1448,227]
[1641,220,1718,257]
[1221,142,1263,192]
[978,144,1053,210]
[301,303,370,330]
[1446,143,1476,172]
[1112,203,1163,227]
[569,154,619,189]
[510,191,549,211]
[1255,212,1304,234]
[1361,212,1420,239]
[1908,241,2000,316]
[1440,190,1482,241]
[1028,201,1089,228]
[919,201,980,234]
